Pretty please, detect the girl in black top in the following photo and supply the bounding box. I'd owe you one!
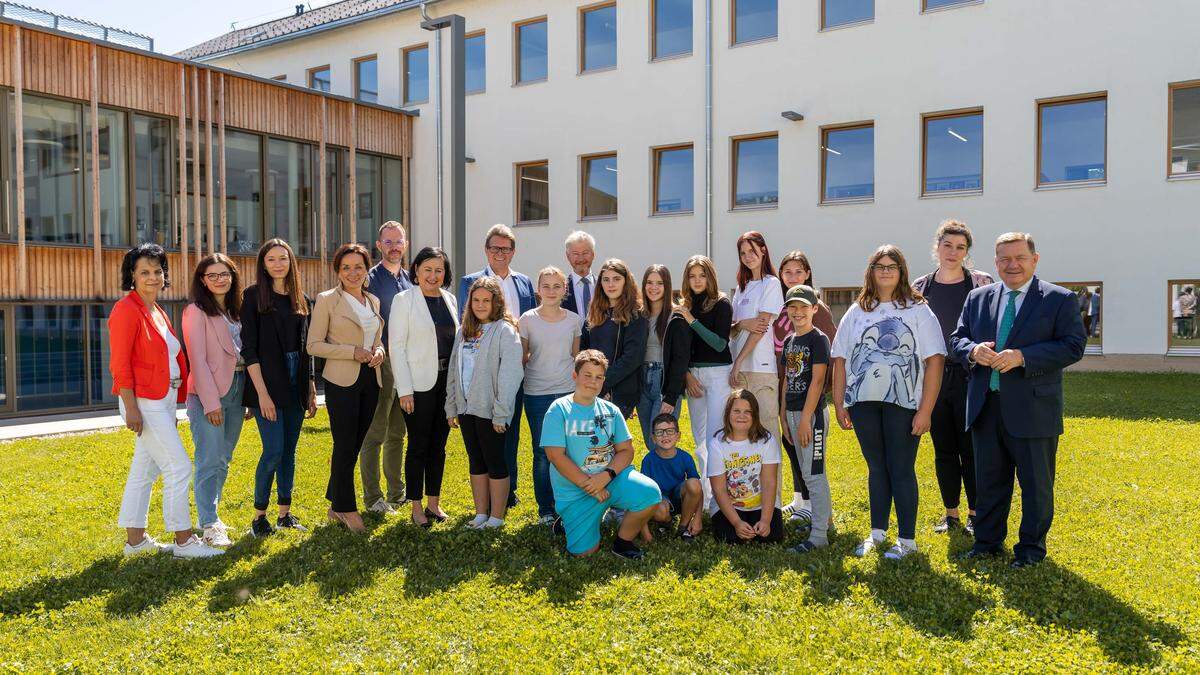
[580,259,647,418]
[241,239,317,538]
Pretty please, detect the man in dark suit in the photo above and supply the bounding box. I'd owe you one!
[949,232,1086,569]
[458,224,536,508]
[561,230,596,323]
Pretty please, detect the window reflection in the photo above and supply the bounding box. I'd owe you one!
[823,0,873,29]
[17,305,85,410]
[582,4,617,72]
[734,0,777,43]
[924,0,976,9]
[309,67,331,92]
[1039,97,1106,185]
[1059,282,1103,354]
[223,130,262,255]
[404,46,429,104]
[267,139,314,257]
[517,161,550,223]
[133,115,175,248]
[1170,84,1200,176]
[355,153,381,245]
[466,33,486,93]
[1170,281,1199,352]
[14,94,83,244]
[356,58,378,103]
[654,146,693,214]
[822,124,874,202]
[582,154,618,218]
[924,111,983,194]
[653,0,692,59]
[85,108,129,246]
[517,19,548,83]
[822,287,861,326]
[733,135,778,207]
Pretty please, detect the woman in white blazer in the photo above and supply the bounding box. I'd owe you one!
[389,247,459,528]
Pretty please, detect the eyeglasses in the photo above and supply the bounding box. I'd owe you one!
[204,272,233,281]
[487,245,514,255]
[380,239,405,247]
[871,264,900,273]
[652,429,678,438]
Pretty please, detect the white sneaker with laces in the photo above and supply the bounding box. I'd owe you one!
[368,499,397,515]
[123,535,172,557]
[173,535,225,559]
[883,540,917,560]
[202,521,232,547]
[536,514,557,526]
[854,536,881,557]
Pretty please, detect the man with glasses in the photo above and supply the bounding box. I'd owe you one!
[458,224,536,507]
[359,221,413,515]
[639,413,704,541]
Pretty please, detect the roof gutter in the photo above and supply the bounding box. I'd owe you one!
[188,0,429,62]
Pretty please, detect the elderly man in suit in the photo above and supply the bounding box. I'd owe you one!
[561,230,596,324]
[949,232,1086,569]
[458,223,536,508]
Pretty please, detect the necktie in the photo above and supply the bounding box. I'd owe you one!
[990,289,1020,392]
[579,276,592,318]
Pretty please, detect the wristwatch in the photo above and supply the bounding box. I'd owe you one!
[603,468,617,481]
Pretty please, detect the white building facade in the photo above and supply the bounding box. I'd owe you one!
[188,0,1200,369]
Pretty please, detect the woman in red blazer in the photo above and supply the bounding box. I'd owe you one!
[110,244,222,560]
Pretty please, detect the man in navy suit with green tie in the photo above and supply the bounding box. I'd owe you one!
[949,232,1086,568]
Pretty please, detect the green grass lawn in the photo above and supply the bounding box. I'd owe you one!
[1,372,1197,671]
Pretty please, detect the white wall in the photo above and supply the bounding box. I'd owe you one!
[206,0,1200,357]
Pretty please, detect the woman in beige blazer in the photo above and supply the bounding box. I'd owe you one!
[308,243,385,533]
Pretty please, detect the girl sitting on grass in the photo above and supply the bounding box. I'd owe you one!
[706,389,784,545]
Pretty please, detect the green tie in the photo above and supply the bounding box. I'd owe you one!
[990,290,1020,391]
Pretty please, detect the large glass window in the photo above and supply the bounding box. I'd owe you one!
[403,45,429,105]
[1038,95,1106,185]
[354,153,381,246]
[325,147,346,251]
[581,153,617,219]
[822,0,874,29]
[821,124,874,202]
[580,3,617,72]
[516,161,550,224]
[822,287,861,326]
[383,156,404,226]
[466,32,486,94]
[85,108,128,247]
[1057,282,1103,354]
[266,139,314,257]
[17,305,85,410]
[653,145,693,214]
[732,134,779,208]
[924,0,978,9]
[224,130,262,255]
[355,56,378,103]
[0,307,7,407]
[516,18,549,84]
[88,304,116,405]
[1170,280,1199,353]
[308,66,331,93]
[652,0,692,59]
[923,110,983,195]
[132,115,175,248]
[1170,83,1200,177]
[14,94,83,244]
[733,0,778,44]
[182,123,210,252]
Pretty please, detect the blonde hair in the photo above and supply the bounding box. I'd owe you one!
[484,223,517,248]
[995,231,1036,254]
[536,265,568,286]
[461,276,516,338]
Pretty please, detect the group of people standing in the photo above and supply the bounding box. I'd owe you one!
[111,217,1085,568]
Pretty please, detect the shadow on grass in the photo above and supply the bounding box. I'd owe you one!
[1064,372,1200,423]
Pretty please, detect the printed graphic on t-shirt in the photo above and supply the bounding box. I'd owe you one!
[723,451,764,510]
[846,316,920,408]
[783,343,812,398]
[567,408,619,474]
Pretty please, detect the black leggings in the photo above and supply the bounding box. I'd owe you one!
[324,364,379,513]
[780,432,811,501]
[849,401,920,540]
[929,366,976,511]
[402,369,450,501]
[459,414,509,479]
[711,508,784,544]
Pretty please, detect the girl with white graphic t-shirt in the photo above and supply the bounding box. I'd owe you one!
[729,231,786,440]
[706,389,784,545]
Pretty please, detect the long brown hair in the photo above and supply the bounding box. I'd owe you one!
[778,250,816,294]
[588,258,642,328]
[461,276,516,338]
[255,238,307,315]
[679,255,724,313]
[735,231,778,291]
[190,253,242,320]
[719,388,770,443]
[641,264,673,342]
[856,244,923,312]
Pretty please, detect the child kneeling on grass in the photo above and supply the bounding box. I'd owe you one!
[779,285,833,554]
[639,413,704,542]
[542,350,662,560]
[707,389,784,545]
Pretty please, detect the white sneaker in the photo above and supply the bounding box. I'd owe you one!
[202,521,232,547]
[173,535,225,559]
[124,534,172,557]
[854,536,881,558]
[481,517,505,529]
[884,540,918,560]
[536,514,557,526]
[368,499,397,515]
[464,514,489,529]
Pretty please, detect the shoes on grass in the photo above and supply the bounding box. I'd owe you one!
[854,536,882,557]
[611,540,645,561]
[173,535,224,559]
[250,515,275,538]
[536,514,557,526]
[883,541,917,560]
[124,534,172,557]
[276,513,307,531]
[202,521,232,547]
[368,499,397,515]
[789,539,827,554]
[965,514,976,535]
[933,515,961,533]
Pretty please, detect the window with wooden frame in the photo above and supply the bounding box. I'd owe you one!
[353,55,378,103]
[1056,282,1103,354]
[580,2,617,73]
[922,108,983,196]
[1169,279,1200,354]
[514,17,549,84]
[651,0,692,60]
[465,30,486,94]
[821,0,873,30]
[307,65,331,92]
[732,0,778,45]
[652,144,694,215]
[1037,93,1107,187]
[516,161,550,224]
[403,44,430,105]
[922,0,981,11]
[580,152,618,220]
[820,122,874,203]
[731,133,779,208]
[821,287,862,326]
[1169,81,1200,178]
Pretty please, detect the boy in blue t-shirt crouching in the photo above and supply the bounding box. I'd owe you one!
[640,413,703,541]
[541,350,662,559]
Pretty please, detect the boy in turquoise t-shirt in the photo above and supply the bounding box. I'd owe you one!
[541,350,662,559]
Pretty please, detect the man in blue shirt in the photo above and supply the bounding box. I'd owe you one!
[542,350,661,559]
[359,221,413,514]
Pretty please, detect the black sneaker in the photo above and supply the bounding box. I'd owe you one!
[551,516,566,538]
[250,515,275,538]
[276,513,307,532]
[965,514,976,535]
[611,541,646,561]
[678,527,697,542]
[933,515,961,533]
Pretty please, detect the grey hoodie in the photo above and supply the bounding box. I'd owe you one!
[444,320,525,425]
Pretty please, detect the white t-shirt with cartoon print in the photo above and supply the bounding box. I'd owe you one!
[830,301,946,410]
[705,434,782,514]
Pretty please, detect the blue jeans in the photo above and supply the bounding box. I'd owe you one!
[635,362,673,447]
[253,352,304,511]
[524,391,569,518]
[505,385,525,505]
[187,371,246,527]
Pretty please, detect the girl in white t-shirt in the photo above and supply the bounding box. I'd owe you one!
[729,232,786,439]
[707,389,784,545]
[831,245,946,560]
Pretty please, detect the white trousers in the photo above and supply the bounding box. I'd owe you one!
[116,390,193,532]
[687,365,732,511]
